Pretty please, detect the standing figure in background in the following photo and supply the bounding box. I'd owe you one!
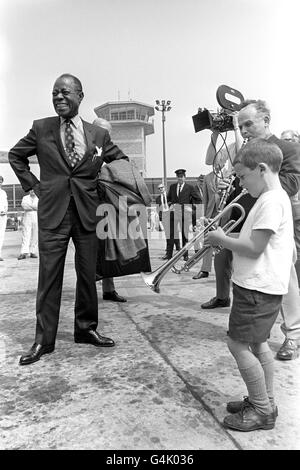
[195,174,204,202]
[156,183,180,260]
[18,189,39,260]
[280,129,300,288]
[0,175,8,261]
[149,207,158,231]
[193,156,227,280]
[167,169,202,261]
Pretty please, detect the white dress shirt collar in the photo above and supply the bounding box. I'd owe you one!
[60,114,82,129]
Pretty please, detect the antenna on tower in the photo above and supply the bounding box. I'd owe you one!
[118,90,120,101]
[128,89,131,100]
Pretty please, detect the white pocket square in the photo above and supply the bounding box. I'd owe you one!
[92,146,103,161]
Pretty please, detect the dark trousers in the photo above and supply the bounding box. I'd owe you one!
[35,199,98,345]
[166,211,181,257]
[214,247,233,300]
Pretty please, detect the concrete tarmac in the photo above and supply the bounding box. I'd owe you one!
[0,229,299,450]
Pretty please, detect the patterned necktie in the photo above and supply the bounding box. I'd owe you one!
[177,183,182,196]
[64,119,81,167]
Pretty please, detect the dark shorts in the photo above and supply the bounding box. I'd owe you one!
[228,283,282,343]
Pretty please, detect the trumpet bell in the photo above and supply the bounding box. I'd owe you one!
[140,271,160,293]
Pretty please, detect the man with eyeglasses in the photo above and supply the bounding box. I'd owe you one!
[9,73,128,365]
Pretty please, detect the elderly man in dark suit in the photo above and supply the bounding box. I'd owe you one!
[9,73,127,365]
[167,169,202,260]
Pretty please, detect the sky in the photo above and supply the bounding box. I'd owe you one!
[1,0,300,179]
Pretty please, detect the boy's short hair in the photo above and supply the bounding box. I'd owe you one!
[233,138,283,173]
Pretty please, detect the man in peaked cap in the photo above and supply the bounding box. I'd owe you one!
[166,169,201,260]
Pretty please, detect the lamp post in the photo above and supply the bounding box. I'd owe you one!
[155,100,171,189]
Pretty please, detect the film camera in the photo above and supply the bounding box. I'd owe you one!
[192,85,244,133]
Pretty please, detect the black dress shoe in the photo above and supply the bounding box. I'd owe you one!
[192,271,209,280]
[19,342,55,366]
[161,254,171,260]
[276,338,298,360]
[74,329,115,347]
[103,290,127,302]
[201,296,230,309]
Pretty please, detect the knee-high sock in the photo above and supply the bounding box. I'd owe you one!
[253,350,275,408]
[235,353,272,415]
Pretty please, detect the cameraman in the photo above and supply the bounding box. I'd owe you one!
[205,111,244,171]
[194,112,249,283]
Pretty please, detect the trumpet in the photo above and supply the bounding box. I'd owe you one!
[141,189,247,293]
[171,215,243,274]
[172,173,237,275]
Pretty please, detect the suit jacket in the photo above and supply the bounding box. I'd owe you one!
[96,159,151,278]
[97,159,151,262]
[167,182,202,206]
[98,159,151,207]
[268,135,300,197]
[156,193,169,220]
[8,116,126,231]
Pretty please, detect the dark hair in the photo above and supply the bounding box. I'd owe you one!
[57,74,83,92]
[233,138,283,172]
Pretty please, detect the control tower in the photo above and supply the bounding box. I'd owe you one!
[94,100,154,176]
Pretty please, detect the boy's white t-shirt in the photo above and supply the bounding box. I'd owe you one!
[232,189,294,295]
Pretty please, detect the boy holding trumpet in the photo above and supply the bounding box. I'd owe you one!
[207,138,295,431]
